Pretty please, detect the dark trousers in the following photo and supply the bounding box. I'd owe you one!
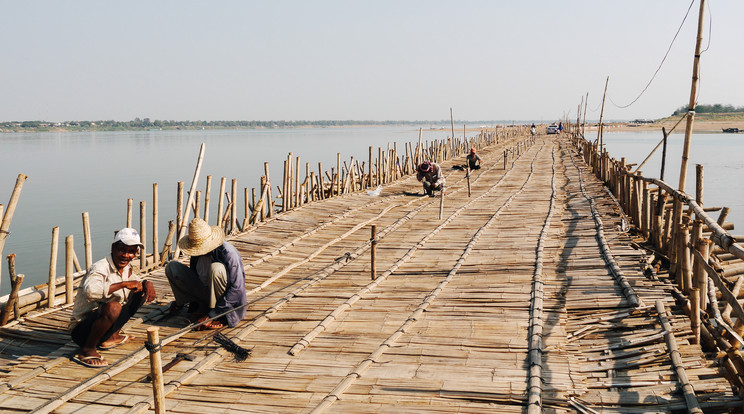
[71,291,145,348]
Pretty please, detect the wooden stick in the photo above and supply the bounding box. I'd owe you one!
[216,177,226,227]
[160,221,176,265]
[176,181,183,232]
[695,164,703,206]
[152,184,159,265]
[203,175,212,224]
[1,255,20,325]
[231,179,237,233]
[174,143,206,258]
[48,227,59,308]
[146,327,166,414]
[82,212,92,269]
[370,226,377,280]
[65,236,74,304]
[140,201,147,269]
[193,191,201,218]
[439,187,445,220]
[264,162,274,217]
[126,198,133,228]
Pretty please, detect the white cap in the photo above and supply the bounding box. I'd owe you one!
[113,228,144,248]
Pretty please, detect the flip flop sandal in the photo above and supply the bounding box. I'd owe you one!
[98,334,133,350]
[73,355,109,368]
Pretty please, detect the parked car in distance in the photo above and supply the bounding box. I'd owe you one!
[546,124,559,134]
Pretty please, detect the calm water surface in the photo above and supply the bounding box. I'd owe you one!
[0,128,741,295]
[0,126,454,294]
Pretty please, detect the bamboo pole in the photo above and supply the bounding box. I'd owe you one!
[48,227,59,308]
[216,177,226,226]
[152,184,159,265]
[231,179,237,233]
[174,143,206,258]
[678,0,706,193]
[140,201,147,269]
[655,300,703,413]
[65,236,74,304]
[176,182,183,232]
[204,175,212,224]
[695,164,703,206]
[439,187,445,220]
[146,327,166,414]
[597,76,609,154]
[127,199,133,228]
[450,108,455,143]
[0,255,21,325]
[82,212,92,269]
[193,191,201,218]
[370,225,376,280]
[160,221,176,265]
[264,162,274,217]
[295,156,300,206]
[690,288,700,344]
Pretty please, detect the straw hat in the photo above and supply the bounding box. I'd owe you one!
[178,218,225,256]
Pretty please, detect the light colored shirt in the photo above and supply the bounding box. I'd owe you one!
[69,255,141,330]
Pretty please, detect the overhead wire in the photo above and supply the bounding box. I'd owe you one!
[608,0,697,109]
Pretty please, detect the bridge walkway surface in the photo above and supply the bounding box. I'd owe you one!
[0,135,739,413]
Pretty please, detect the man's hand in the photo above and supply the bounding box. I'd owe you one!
[125,280,143,293]
[143,280,156,303]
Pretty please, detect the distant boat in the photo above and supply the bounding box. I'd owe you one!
[722,127,740,133]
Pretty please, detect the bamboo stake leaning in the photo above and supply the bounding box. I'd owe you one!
[174,142,206,258]
[0,255,22,325]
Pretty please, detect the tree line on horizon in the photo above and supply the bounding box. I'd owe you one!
[672,104,744,116]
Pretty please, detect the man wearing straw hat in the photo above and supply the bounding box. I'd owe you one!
[70,228,156,368]
[416,160,445,197]
[165,218,247,330]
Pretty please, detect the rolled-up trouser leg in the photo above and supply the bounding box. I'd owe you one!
[208,262,228,309]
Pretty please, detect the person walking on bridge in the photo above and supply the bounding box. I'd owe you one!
[416,161,445,197]
[165,218,247,330]
[70,228,156,368]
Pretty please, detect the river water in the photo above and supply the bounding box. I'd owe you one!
[0,127,741,295]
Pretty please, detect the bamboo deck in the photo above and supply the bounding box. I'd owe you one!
[0,135,740,413]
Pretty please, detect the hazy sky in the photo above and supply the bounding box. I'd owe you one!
[1,1,741,122]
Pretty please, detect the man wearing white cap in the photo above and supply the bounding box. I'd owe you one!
[70,228,156,368]
[165,218,247,330]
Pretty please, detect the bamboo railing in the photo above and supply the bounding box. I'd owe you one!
[0,126,525,324]
[569,132,744,393]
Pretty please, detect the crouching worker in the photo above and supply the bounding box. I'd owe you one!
[165,218,247,330]
[70,228,156,368]
[417,161,445,197]
[466,148,482,170]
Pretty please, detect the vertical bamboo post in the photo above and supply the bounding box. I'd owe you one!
[216,177,226,226]
[244,187,250,228]
[231,179,238,233]
[693,238,710,311]
[65,235,74,304]
[503,150,507,170]
[336,153,341,196]
[82,212,92,269]
[450,108,455,143]
[126,199,133,228]
[193,191,201,219]
[466,167,471,197]
[680,224,692,293]
[48,226,59,308]
[295,156,301,206]
[259,177,267,222]
[370,225,377,280]
[146,327,166,414]
[439,188,445,220]
[264,162,274,217]
[690,288,700,345]
[152,183,159,265]
[695,164,704,206]
[660,128,669,181]
[641,180,650,238]
[140,201,147,269]
[597,76,609,154]
[176,182,184,232]
[1,256,23,325]
[204,175,212,224]
[678,0,706,194]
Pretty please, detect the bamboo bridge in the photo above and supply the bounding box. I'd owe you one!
[1,127,743,413]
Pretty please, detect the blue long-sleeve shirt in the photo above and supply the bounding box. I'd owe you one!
[190,242,247,327]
